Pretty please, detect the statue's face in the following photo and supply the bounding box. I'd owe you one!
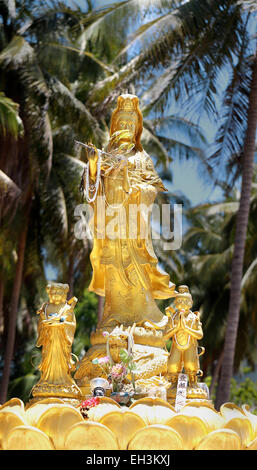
[175,296,192,311]
[113,113,138,145]
[117,117,136,136]
[48,290,66,304]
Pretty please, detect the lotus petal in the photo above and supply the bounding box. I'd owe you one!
[242,404,257,437]
[220,402,246,420]
[129,397,175,425]
[127,424,183,450]
[64,421,119,450]
[37,404,83,449]
[224,417,253,448]
[179,401,225,431]
[166,414,208,449]
[0,409,26,447]
[195,428,241,450]
[246,436,257,450]
[3,425,54,450]
[25,398,66,426]
[87,402,120,421]
[100,409,146,449]
[0,397,25,417]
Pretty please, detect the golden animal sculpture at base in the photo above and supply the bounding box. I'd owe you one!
[31,283,82,402]
[75,324,171,396]
[75,94,177,393]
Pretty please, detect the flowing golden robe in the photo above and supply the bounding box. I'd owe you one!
[32,303,81,398]
[88,150,176,327]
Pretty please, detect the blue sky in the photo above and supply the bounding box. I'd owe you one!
[169,158,223,206]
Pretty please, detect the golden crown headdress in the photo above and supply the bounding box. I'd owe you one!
[109,94,143,151]
[46,282,69,294]
[176,285,193,304]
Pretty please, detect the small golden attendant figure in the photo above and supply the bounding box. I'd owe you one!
[165,285,207,401]
[32,282,82,400]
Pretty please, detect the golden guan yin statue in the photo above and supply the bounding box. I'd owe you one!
[75,94,178,394]
[31,282,82,402]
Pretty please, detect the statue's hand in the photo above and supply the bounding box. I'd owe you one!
[179,310,186,327]
[68,296,78,309]
[129,185,140,196]
[84,143,98,181]
[86,143,98,162]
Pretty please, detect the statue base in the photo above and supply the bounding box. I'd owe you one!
[167,385,209,400]
[31,381,82,400]
[26,395,82,409]
[167,381,211,408]
[168,397,213,408]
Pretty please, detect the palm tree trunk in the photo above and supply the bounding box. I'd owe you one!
[0,223,28,404]
[215,53,257,409]
[0,276,4,335]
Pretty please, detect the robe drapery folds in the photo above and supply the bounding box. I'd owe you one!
[88,150,176,301]
[36,307,76,385]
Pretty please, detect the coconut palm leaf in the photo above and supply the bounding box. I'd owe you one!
[0,169,21,218]
[237,0,257,13]
[0,36,53,178]
[115,6,183,62]
[0,92,23,137]
[0,35,35,68]
[47,77,103,144]
[241,257,257,290]
[141,125,171,168]
[86,0,244,117]
[208,18,252,177]
[76,0,148,60]
[50,43,115,74]
[39,171,69,245]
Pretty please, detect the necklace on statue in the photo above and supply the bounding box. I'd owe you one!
[84,151,102,203]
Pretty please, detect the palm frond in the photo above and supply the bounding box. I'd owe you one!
[86,51,148,111]
[0,92,23,137]
[209,18,252,181]
[76,0,139,62]
[237,0,257,13]
[241,257,257,289]
[107,0,244,118]
[0,35,53,178]
[0,169,21,219]
[141,123,171,168]
[2,0,16,19]
[40,171,69,245]
[189,247,233,279]
[191,201,239,217]
[0,35,34,69]
[115,7,183,63]
[48,77,103,145]
[49,43,115,75]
